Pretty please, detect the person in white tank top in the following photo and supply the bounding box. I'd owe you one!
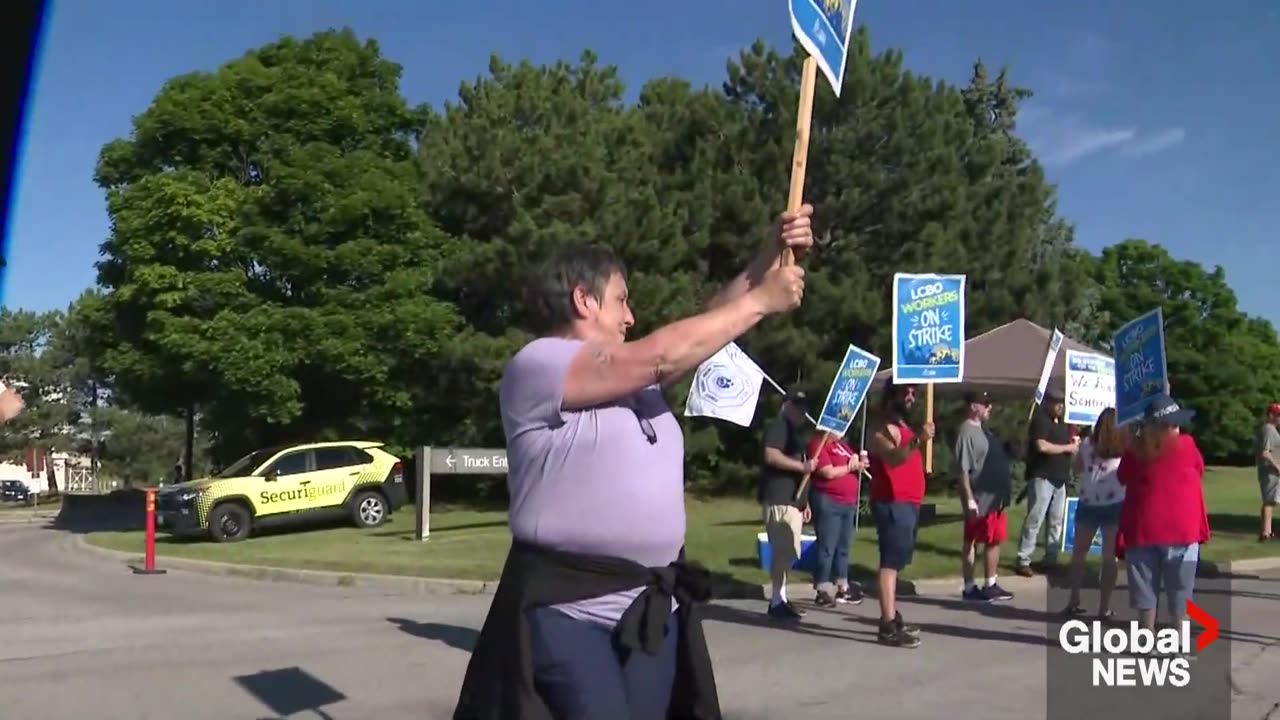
[1062,407,1130,620]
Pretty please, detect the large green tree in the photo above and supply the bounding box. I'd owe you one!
[0,295,200,488]
[91,29,465,462]
[416,32,1091,489]
[0,307,76,458]
[80,25,1271,495]
[1085,239,1280,462]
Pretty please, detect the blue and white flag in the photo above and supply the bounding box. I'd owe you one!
[684,342,767,427]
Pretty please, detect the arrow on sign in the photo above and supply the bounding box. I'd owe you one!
[445,454,455,470]
[1186,599,1218,652]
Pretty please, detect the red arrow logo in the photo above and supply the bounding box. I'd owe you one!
[1186,599,1219,652]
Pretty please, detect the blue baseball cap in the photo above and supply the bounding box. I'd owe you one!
[1144,392,1195,426]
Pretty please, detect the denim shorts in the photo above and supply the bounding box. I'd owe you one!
[1126,543,1199,612]
[871,501,919,571]
[1075,501,1122,529]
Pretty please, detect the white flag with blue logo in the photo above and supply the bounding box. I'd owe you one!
[684,342,766,427]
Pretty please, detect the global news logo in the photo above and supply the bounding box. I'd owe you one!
[1057,600,1219,688]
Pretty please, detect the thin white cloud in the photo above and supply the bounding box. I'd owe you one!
[1122,128,1187,157]
[1020,106,1187,166]
[1020,109,1136,166]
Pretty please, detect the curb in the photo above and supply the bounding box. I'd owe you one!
[73,535,772,600]
[75,535,497,597]
[785,555,1280,601]
[73,535,1280,601]
[860,550,1280,597]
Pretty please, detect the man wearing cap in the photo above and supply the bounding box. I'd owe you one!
[1015,387,1079,577]
[954,391,1015,601]
[759,391,815,620]
[1255,403,1280,541]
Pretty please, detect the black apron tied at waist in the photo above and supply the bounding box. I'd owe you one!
[453,540,722,720]
[615,560,712,657]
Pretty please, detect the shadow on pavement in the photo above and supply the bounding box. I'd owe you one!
[840,612,1055,647]
[900,595,1063,626]
[387,617,479,651]
[700,602,877,644]
[234,666,347,720]
[1194,587,1280,601]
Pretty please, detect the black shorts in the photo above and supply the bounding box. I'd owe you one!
[872,501,920,571]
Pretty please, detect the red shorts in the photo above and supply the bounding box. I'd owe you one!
[964,509,1008,545]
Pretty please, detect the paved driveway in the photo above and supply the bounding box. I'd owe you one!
[0,524,1275,719]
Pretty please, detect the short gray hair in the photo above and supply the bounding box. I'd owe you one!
[525,244,627,335]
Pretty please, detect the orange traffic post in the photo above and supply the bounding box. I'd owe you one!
[131,487,167,575]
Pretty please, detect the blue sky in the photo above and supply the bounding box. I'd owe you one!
[7,0,1279,324]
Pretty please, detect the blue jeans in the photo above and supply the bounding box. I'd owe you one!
[871,501,919,571]
[1016,477,1067,565]
[811,489,856,589]
[1126,543,1200,613]
[529,606,677,720]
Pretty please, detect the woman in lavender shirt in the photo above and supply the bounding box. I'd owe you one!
[458,205,813,720]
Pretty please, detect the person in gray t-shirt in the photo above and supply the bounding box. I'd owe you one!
[1255,402,1280,540]
[955,391,1015,603]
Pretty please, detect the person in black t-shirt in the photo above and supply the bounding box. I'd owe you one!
[759,391,815,619]
[1015,388,1080,576]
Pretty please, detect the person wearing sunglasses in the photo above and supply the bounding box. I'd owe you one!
[866,382,935,648]
[455,206,814,720]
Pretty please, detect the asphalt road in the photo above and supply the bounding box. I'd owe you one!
[0,524,1276,720]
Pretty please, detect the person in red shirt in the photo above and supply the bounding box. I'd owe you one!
[807,430,867,608]
[1116,393,1211,632]
[866,382,934,648]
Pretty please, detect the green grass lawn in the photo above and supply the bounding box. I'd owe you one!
[87,466,1277,585]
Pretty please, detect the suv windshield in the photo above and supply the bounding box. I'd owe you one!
[215,447,282,478]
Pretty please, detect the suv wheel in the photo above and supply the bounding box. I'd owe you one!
[352,491,388,528]
[208,503,252,543]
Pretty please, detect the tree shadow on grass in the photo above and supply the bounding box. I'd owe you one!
[713,519,762,528]
[1206,512,1264,535]
[910,538,965,561]
[370,520,509,539]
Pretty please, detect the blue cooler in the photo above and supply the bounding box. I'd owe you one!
[757,531,819,572]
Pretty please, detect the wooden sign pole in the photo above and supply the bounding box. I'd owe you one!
[784,56,821,503]
[781,56,818,265]
[924,384,935,473]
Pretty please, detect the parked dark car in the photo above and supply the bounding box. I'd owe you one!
[1,480,30,503]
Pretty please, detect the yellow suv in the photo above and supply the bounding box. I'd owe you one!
[155,441,407,542]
